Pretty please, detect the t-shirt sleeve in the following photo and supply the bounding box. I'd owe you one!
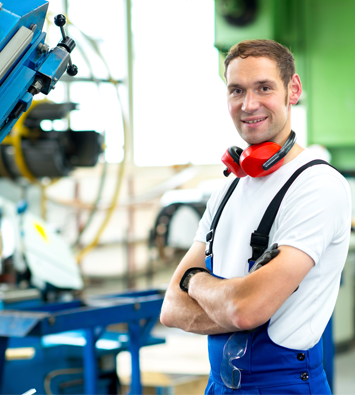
[194,207,211,243]
[272,169,352,265]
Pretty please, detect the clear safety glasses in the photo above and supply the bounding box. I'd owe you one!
[220,331,250,389]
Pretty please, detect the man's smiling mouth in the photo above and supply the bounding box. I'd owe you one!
[242,117,267,124]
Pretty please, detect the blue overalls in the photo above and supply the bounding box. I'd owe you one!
[204,160,332,395]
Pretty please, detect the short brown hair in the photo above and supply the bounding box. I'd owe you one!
[224,39,295,89]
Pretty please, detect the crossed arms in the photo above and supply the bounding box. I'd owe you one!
[160,241,314,335]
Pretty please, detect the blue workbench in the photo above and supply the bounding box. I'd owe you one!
[0,289,165,394]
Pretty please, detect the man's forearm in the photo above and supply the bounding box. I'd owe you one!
[188,272,244,331]
[161,287,231,335]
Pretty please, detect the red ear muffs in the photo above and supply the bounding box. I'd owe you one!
[221,146,247,178]
[221,142,284,178]
[221,131,296,178]
[239,141,283,178]
[222,142,282,178]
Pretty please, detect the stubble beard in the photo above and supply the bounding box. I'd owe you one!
[236,111,289,146]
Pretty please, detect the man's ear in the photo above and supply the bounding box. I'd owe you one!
[288,74,302,105]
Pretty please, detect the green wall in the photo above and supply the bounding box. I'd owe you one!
[215,0,355,170]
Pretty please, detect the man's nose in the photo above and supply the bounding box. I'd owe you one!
[241,91,260,113]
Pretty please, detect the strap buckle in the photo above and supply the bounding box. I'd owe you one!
[249,232,269,262]
[205,230,214,256]
[206,230,214,242]
[205,242,212,256]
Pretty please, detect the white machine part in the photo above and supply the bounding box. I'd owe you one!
[0,196,83,290]
[154,180,226,250]
[167,205,202,249]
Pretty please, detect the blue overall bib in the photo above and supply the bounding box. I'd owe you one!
[204,160,332,394]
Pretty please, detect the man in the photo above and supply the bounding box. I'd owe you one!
[160,39,351,394]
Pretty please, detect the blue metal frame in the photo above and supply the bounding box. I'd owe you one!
[0,289,165,394]
[0,1,49,140]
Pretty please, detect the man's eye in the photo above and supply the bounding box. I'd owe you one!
[261,86,270,92]
[233,89,242,95]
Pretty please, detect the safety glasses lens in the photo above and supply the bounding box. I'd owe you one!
[220,332,250,389]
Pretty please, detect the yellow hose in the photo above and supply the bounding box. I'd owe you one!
[75,153,126,262]
[1,100,60,219]
[75,85,127,263]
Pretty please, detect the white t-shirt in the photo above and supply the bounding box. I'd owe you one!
[194,149,351,350]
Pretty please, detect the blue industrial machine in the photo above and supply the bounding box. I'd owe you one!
[0,1,165,394]
[0,0,77,144]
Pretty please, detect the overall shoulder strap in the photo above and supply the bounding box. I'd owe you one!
[205,177,240,256]
[249,159,335,265]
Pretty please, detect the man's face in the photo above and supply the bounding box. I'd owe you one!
[226,56,291,146]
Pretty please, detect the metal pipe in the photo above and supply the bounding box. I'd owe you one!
[124,0,134,165]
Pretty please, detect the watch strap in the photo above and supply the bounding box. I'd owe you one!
[179,267,210,292]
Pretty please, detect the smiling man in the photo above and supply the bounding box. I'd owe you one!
[160,40,351,394]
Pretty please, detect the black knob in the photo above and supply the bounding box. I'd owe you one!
[58,37,76,53]
[54,14,66,27]
[67,64,78,76]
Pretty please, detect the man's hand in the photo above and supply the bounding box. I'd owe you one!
[249,243,280,273]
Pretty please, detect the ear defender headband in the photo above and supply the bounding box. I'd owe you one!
[222,131,297,178]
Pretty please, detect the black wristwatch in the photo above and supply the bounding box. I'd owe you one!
[179,267,210,293]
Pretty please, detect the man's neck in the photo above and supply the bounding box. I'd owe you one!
[282,142,304,166]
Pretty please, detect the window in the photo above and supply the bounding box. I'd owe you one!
[132,0,241,166]
[41,0,126,163]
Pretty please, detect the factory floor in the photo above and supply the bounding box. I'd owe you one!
[85,266,355,395]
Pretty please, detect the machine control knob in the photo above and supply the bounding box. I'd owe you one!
[54,14,78,77]
[67,64,78,76]
[54,14,66,28]
[54,14,68,42]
